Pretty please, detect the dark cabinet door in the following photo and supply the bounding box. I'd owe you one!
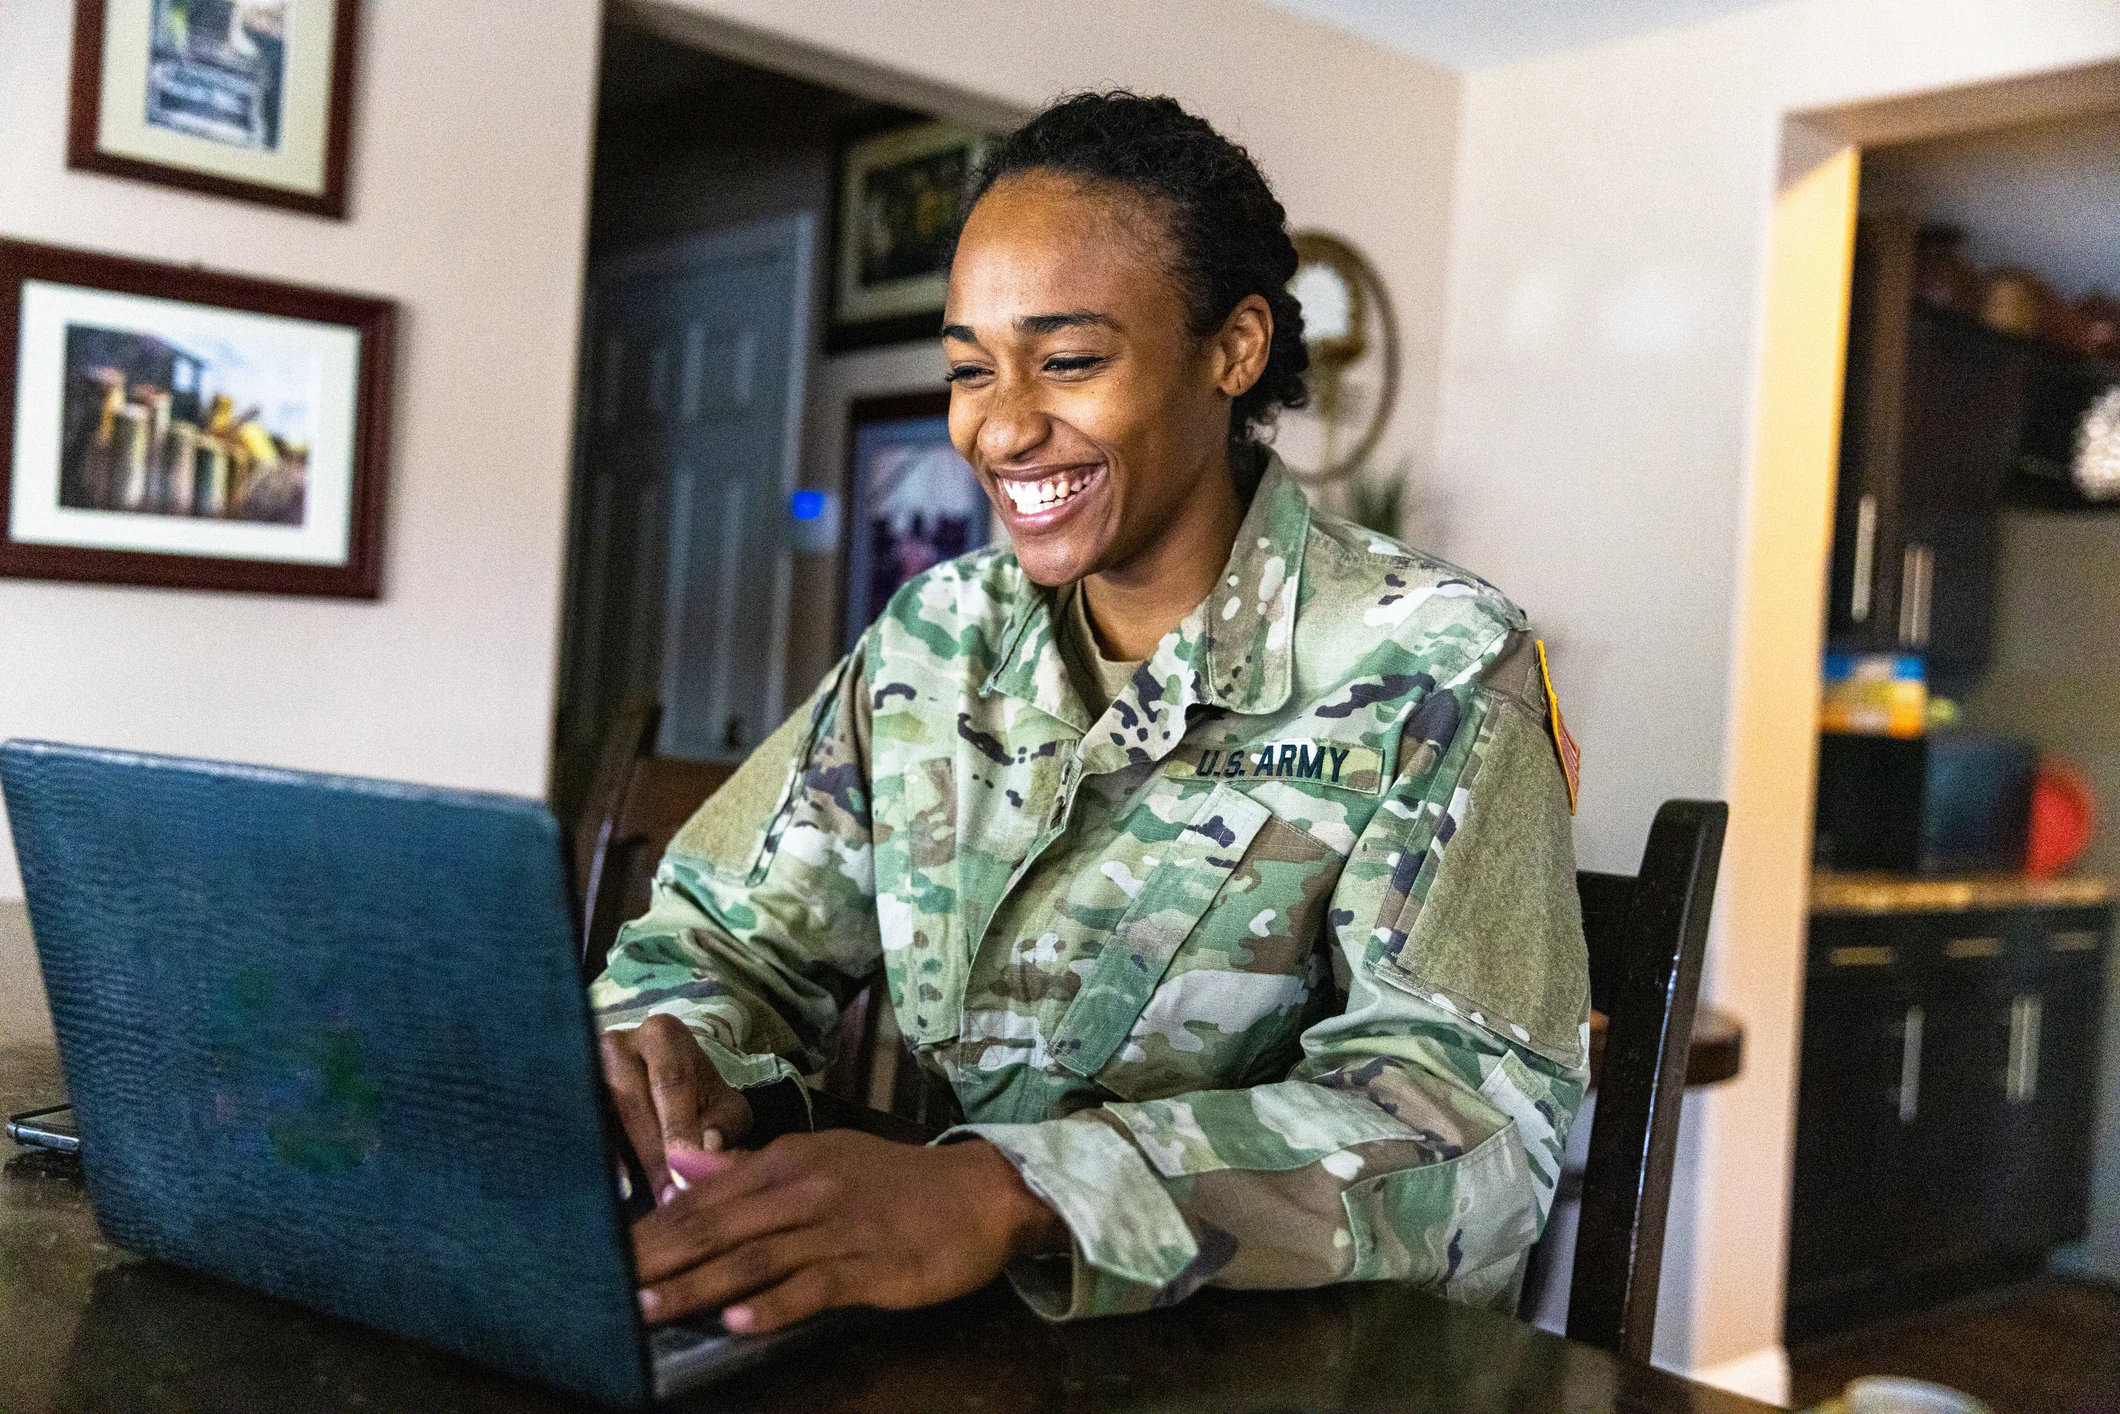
[1825,222,2027,679]
[2024,913,2114,1248]
[1895,928,2018,1280]
[1787,947,1911,1337]
[1895,307,2025,679]
[1827,217,1916,651]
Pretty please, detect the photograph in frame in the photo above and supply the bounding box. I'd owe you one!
[68,0,360,218]
[842,391,990,651]
[828,121,988,350]
[1,239,392,597]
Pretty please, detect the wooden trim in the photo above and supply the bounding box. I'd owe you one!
[0,238,394,599]
[66,0,360,220]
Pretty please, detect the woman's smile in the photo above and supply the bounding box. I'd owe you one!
[991,461,1109,530]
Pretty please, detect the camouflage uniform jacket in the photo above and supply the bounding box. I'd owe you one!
[592,454,1591,1319]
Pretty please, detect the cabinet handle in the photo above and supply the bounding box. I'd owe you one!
[1851,493,1877,624]
[1915,545,1933,647]
[1831,945,1895,968]
[1898,1004,1924,1125]
[2007,994,2043,1104]
[2050,931,2100,953]
[1944,936,2002,960]
[1898,542,1933,648]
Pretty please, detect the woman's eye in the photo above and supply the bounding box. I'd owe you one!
[945,364,991,384]
[1044,355,1105,375]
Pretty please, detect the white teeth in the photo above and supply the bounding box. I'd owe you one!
[1002,470,1096,513]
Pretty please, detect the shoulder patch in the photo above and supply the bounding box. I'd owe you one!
[1534,640,1580,815]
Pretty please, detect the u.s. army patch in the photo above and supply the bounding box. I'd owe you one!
[1180,740,1384,795]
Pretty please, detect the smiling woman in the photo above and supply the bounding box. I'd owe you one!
[590,91,1590,1342]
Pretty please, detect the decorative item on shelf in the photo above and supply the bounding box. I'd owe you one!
[2027,760,2096,879]
[1913,224,1978,315]
[828,120,989,351]
[1821,652,1927,738]
[68,0,360,218]
[1978,267,2050,341]
[2077,293,2120,360]
[1274,231,1398,486]
[0,238,392,597]
[2075,385,2120,502]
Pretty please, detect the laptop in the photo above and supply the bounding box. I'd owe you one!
[0,739,827,1405]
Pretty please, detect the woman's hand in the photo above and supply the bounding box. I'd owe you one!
[631,1131,1067,1333]
[599,1014,754,1200]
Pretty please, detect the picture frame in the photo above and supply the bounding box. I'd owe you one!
[0,238,394,598]
[68,0,361,219]
[827,120,988,351]
[842,390,989,650]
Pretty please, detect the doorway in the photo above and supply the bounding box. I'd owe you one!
[1728,65,2120,1407]
[549,14,960,820]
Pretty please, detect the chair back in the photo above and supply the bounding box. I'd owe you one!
[572,701,733,981]
[1565,798,1729,1363]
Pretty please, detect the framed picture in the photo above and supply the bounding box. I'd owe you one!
[68,0,360,218]
[0,239,393,597]
[828,121,988,351]
[842,391,989,650]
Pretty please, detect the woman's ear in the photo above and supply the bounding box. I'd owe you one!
[1212,294,1274,401]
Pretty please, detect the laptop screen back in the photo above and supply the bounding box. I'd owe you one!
[0,741,648,1406]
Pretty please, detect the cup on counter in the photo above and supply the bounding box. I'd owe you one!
[1843,1376,1992,1414]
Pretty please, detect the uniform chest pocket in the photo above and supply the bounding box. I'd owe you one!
[1048,782,1272,1081]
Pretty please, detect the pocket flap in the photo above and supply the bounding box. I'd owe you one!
[1051,783,1272,1079]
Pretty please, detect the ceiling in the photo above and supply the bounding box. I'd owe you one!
[1257,0,1795,70]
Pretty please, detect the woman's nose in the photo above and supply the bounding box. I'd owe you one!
[976,374,1049,465]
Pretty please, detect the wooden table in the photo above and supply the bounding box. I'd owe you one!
[1,1041,1771,1413]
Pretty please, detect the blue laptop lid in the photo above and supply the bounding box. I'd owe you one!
[0,741,648,1407]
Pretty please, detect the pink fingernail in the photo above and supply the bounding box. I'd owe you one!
[722,1306,753,1332]
[639,1289,660,1316]
[658,1184,677,1205]
[668,1146,730,1186]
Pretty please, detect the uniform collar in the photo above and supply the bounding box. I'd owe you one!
[983,450,1310,725]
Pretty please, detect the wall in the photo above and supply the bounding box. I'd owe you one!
[1961,511,2120,1281]
[0,0,604,906]
[1433,0,2120,1392]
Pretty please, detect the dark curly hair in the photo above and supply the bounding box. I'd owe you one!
[967,91,1309,445]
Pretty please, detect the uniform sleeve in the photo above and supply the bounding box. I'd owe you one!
[947,631,1592,1319]
[589,645,881,1091]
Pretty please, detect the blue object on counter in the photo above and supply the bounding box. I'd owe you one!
[1922,734,2037,874]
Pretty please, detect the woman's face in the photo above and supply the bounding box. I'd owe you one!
[943,173,1264,588]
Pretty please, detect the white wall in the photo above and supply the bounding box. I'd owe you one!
[1433,0,2120,1388]
[0,0,604,900]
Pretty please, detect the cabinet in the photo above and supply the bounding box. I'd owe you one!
[1786,898,2114,1343]
[1828,218,2025,681]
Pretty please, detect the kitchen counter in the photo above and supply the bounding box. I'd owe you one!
[1812,871,2118,916]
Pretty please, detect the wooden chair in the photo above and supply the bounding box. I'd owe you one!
[572,700,731,981]
[1552,798,1730,1363]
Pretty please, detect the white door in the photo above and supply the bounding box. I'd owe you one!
[559,213,813,780]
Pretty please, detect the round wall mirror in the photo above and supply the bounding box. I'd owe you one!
[1276,231,1397,485]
